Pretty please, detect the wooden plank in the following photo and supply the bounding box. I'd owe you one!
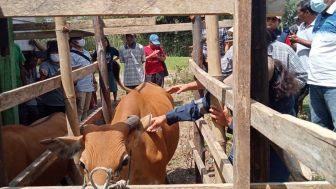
[188,140,211,184]
[14,30,94,40]
[93,16,112,123]
[3,181,333,189]
[13,20,233,40]
[250,102,336,185]
[8,151,57,187]
[99,20,233,35]
[80,107,103,126]
[0,63,98,112]
[250,0,270,183]
[195,119,233,183]
[233,0,251,188]
[13,17,156,31]
[189,59,232,109]
[0,0,235,17]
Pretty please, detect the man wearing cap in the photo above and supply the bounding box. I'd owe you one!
[267,16,282,39]
[144,34,167,87]
[119,34,146,89]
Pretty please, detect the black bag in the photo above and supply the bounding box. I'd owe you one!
[162,61,169,77]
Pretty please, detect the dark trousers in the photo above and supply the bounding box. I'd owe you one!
[41,105,66,117]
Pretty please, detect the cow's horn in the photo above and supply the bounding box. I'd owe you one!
[126,115,140,130]
[140,114,152,130]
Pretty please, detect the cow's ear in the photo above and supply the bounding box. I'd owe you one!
[125,115,140,131]
[40,136,83,159]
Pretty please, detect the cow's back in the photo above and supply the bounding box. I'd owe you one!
[112,83,179,184]
[2,112,69,185]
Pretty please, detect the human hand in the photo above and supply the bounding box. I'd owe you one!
[146,115,167,132]
[166,84,188,94]
[209,105,232,127]
[289,33,299,43]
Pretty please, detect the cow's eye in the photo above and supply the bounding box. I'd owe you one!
[79,161,86,169]
[121,154,129,167]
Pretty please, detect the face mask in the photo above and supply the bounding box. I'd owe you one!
[310,0,327,13]
[50,54,59,62]
[76,39,86,47]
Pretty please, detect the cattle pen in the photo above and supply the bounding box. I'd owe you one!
[0,0,335,189]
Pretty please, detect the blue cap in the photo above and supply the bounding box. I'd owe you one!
[149,34,160,45]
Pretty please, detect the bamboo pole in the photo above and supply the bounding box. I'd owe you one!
[55,17,80,136]
[93,16,112,123]
[233,0,252,188]
[205,15,226,183]
[54,17,83,184]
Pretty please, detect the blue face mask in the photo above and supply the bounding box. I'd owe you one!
[310,0,327,13]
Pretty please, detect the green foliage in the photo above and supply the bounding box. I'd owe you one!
[282,0,299,28]
[165,57,193,85]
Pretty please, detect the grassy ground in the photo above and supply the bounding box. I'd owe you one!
[165,57,190,71]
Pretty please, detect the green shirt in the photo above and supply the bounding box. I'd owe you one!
[13,43,25,87]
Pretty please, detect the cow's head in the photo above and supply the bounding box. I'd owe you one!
[40,115,151,186]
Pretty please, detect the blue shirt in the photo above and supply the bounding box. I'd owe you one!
[39,60,65,106]
[166,93,210,125]
[70,48,95,92]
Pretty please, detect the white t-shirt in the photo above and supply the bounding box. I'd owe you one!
[296,21,314,71]
[308,2,336,87]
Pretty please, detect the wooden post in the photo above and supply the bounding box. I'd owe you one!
[93,16,112,123]
[250,0,270,182]
[55,17,83,184]
[205,15,225,183]
[0,18,10,186]
[233,0,252,188]
[192,16,204,67]
[55,17,80,136]
[192,15,205,183]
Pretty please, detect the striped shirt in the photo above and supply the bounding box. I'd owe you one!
[119,43,146,87]
[268,41,307,89]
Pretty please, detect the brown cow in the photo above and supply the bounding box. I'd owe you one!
[41,83,179,186]
[2,112,69,186]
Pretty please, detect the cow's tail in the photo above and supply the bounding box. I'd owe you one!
[111,60,132,93]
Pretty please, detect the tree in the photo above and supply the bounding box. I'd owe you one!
[282,0,299,28]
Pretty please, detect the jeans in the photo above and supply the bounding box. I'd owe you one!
[145,71,165,87]
[309,85,336,131]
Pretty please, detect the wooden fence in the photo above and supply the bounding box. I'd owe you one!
[0,0,335,189]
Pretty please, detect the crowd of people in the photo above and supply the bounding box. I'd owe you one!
[15,33,168,125]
